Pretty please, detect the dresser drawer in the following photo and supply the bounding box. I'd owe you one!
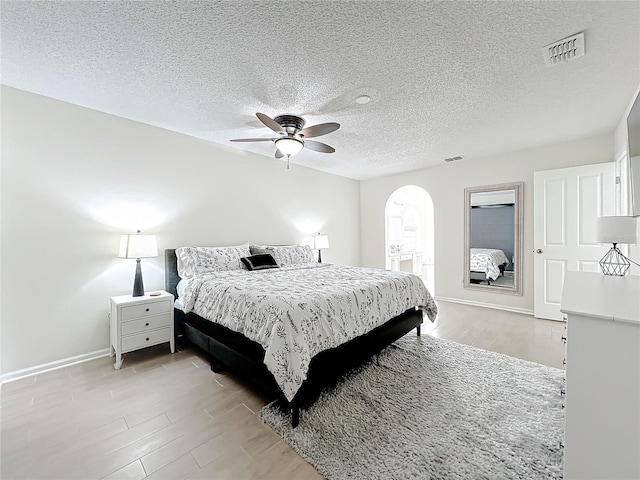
[121,327,172,352]
[121,299,171,321]
[121,313,172,336]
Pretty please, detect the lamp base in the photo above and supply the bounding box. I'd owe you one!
[599,245,631,276]
[132,258,145,296]
[318,249,323,263]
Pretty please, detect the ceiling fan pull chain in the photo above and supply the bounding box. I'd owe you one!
[287,155,290,169]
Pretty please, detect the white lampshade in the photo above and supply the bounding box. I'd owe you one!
[312,234,330,250]
[118,233,158,259]
[275,137,304,157]
[595,216,638,245]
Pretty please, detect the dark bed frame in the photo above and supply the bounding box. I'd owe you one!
[470,262,507,285]
[164,249,424,427]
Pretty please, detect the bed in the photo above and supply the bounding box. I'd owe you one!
[469,248,510,284]
[165,244,437,427]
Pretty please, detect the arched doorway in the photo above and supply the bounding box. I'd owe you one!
[385,186,435,294]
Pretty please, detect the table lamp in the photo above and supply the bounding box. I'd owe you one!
[595,216,638,276]
[118,230,158,296]
[312,233,330,263]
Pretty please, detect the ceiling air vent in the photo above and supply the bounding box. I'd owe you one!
[444,155,464,163]
[543,32,585,67]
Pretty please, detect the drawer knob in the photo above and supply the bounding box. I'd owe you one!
[145,308,150,312]
[146,337,150,341]
[145,322,149,326]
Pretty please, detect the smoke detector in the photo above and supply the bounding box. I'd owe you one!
[444,155,464,163]
[542,32,585,67]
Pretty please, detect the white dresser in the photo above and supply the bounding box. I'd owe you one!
[110,291,175,370]
[560,272,640,480]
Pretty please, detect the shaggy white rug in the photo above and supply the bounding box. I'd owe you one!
[260,334,565,480]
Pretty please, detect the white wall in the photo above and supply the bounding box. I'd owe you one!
[360,134,614,313]
[0,86,360,375]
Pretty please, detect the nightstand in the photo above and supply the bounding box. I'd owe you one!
[109,291,175,370]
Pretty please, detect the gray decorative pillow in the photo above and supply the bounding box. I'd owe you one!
[249,245,315,266]
[250,245,272,256]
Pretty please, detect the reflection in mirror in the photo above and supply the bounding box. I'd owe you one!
[464,182,523,295]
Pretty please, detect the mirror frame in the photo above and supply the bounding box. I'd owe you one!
[627,88,640,216]
[464,182,523,295]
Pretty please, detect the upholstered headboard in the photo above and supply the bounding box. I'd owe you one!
[164,249,179,299]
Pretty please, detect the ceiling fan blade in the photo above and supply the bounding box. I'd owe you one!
[298,122,340,139]
[304,140,335,153]
[275,149,284,159]
[230,138,274,142]
[256,112,284,133]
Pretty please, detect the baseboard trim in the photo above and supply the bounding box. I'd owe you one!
[1,348,111,385]
[1,298,534,384]
[434,296,534,316]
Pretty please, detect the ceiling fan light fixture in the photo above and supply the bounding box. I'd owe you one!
[275,137,304,157]
[232,112,338,162]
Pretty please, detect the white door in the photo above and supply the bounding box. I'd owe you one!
[534,163,616,320]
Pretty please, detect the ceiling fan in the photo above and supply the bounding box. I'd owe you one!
[231,113,340,168]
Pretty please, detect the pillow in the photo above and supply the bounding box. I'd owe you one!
[249,244,294,255]
[249,244,315,266]
[250,245,272,256]
[176,243,250,278]
[241,254,279,271]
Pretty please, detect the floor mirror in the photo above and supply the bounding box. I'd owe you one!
[464,182,523,295]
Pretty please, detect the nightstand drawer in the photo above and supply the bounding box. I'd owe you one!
[121,313,172,336]
[121,327,172,352]
[121,299,171,321]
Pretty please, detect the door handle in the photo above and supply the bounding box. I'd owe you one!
[534,249,543,254]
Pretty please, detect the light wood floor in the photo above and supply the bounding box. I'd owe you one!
[0,301,566,480]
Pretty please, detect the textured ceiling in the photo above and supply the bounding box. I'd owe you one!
[2,1,639,180]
